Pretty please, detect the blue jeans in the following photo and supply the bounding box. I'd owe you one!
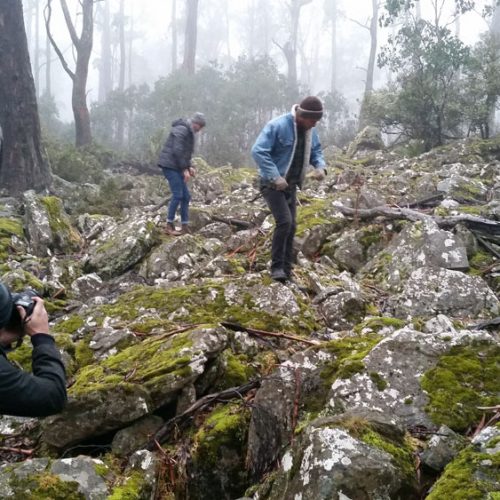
[162,168,191,224]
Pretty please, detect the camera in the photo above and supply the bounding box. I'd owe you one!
[11,289,39,317]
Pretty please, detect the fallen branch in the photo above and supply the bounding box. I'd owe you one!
[471,317,500,330]
[147,379,261,448]
[475,234,500,259]
[0,446,33,456]
[336,204,500,233]
[402,193,445,209]
[220,321,320,346]
[212,215,253,230]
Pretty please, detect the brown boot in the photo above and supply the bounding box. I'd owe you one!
[165,222,181,236]
[181,224,191,235]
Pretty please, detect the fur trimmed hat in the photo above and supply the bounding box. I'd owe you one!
[297,96,323,120]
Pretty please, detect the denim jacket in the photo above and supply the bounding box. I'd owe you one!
[251,106,326,187]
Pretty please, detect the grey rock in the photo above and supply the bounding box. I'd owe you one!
[421,425,467,471]
[392,267,499,318]
[111,416,164,457]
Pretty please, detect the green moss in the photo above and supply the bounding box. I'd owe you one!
[69,332,194,396]
[9,473,84,500]
[0,216,23,260]
[295,197,346,237]
[53,315,85,335]
[192,402,251,466]
[100,282,320,336]
[369,372,388,391]
[421,343,500,432]
[354,316,405,334]
[4,270,44,293]
[360,428,416,482]
[320,334,382,384]
[358,225,383,252]
[215,351,256,390]
[40,196,82,251]
[108,471,147,500]
[75,339,94,368]
[0,217,23,237]
[427,445,500,500]
[469,251,495,276]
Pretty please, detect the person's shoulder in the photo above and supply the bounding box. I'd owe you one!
[266,113,292,129]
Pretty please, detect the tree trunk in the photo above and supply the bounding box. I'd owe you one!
[116,0,126,146]
[98,0,112,102]
[330,0,337,92]
[283,0,312,98]
[358,0,379,130]
[0,0,51,194]
[34,1,40,97]
[45,29,52,95]
[171,0,178,71]
[45,0,94,147]
[182,0,199,74]
[487,2,500,135]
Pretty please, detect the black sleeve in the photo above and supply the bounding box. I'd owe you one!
[171,126,191,170]
[0,335,67,418]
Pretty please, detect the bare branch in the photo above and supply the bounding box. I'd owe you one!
[60,0,80,48]
[44,0,75,80]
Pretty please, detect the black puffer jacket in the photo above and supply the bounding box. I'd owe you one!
[0,334,67,417]
[158,119,195,172]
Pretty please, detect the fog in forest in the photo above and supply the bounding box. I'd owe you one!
[18,0,500,167]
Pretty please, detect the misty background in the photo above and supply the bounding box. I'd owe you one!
[21,0,500,168]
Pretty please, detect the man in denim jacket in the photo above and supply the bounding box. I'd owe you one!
[251,96,326,282]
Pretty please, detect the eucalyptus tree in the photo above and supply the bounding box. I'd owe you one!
[45,0,95,147]
[350,0,381,129]
[97,0,112,103]
[275,0,313,98]
[183,0,199,74]
[0,0,50,194]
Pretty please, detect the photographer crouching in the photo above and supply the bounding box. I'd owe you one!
[0,283,67,417]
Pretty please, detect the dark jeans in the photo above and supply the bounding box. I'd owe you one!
[162,168,191,224]
[261,185,297,276]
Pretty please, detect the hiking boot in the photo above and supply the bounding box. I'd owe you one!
[271,268,288,283]
[181,225,191,235]
[165,222,181,236]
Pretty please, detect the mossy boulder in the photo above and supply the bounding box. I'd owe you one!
[360,219,468,292]
[327,327,497,431]
[421,343,500,432]
[187,402,251,499]
[427,426,500,499]
[391,267,499,319]
[23,191,83,256]
[0,216,25,259]
[252,416,417,500]
[42,327,227,448]
[83,213,159,279]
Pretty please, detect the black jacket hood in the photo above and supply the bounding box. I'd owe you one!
[171,118,190,128]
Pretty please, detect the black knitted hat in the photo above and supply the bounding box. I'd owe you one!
[297,96,323,120]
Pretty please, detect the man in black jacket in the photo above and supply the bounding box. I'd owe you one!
[158,112,206,235]
[0,283,67,417]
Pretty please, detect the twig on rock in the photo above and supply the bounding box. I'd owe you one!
[147,379,261,448]
[220,321,320,346]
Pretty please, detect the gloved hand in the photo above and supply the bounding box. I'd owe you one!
[311,169,326,181]
[273,176,289,191]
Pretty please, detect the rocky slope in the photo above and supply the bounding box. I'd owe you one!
[0,130,498,499]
